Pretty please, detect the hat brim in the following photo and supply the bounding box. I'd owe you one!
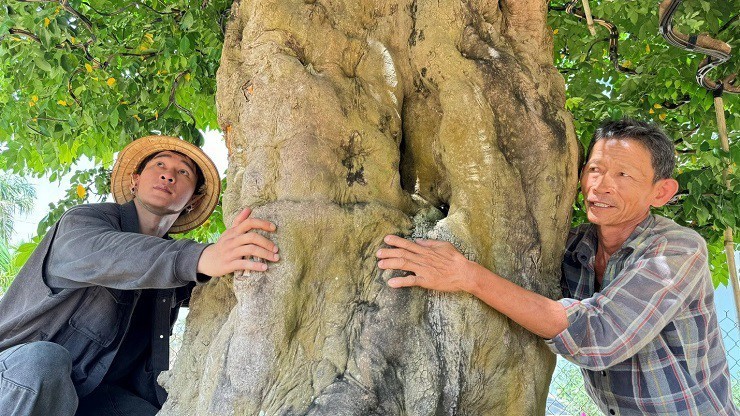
[111,135,221,234]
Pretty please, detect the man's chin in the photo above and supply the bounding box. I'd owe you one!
[586,211,607,226]
[134,198,185,217]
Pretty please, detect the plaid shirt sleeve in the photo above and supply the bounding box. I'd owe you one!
[545,231,707,370]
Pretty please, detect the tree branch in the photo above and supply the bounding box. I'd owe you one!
[59,0,95,40]
[717,14,738,35]
[2,28,41,43]
[25,121,47,137]
[149,71,195,124]
[119,50,160,59]
[36,116,68,122]
[662,94,691,109]
[585,37,608,60]
[67,67,85,106]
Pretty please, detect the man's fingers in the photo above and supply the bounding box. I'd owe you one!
[233,232,278,254]
[376,248,423,263]
[234,259,268,272]
[234,245,280,263]
[235,217,277,234]
[377,257,421,274]
[383,235,425,254]
[387,275,420,288]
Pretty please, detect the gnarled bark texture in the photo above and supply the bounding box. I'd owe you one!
[159,0,579,414]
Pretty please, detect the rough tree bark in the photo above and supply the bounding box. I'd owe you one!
[159,0,579,414]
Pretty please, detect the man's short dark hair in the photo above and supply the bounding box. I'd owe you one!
[587,118,676,181]
[135,151,206,195]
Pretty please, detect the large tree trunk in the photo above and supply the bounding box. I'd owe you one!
[159,0,579,414]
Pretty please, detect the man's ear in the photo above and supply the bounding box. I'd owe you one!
[130,173,140,189]
[651,178,679,208]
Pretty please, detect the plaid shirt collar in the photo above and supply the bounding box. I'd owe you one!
[568,215,656,294]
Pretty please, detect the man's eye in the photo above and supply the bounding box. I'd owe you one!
[156,161,164,167]
[179,169,190,176]
[620,172,630,177]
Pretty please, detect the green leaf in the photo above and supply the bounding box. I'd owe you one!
[181,12,195,30]
[179,36,191,54]
[33,56,52,72]
[109,108,119,128]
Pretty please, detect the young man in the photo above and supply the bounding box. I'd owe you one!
[0,135,280,415]
[377,119,737,415]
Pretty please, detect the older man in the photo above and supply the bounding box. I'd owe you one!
[377,119,737,415]
[0,136,279,415]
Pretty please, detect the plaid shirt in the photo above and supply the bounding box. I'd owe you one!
[545,215,738,415]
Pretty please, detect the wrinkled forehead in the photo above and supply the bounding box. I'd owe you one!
[586,139,656,174]
[588,138,647,159]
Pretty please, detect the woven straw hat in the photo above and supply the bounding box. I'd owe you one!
[111,135,221,234]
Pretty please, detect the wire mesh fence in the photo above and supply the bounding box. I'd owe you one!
[546,310,740,415]
[169,308,740,415]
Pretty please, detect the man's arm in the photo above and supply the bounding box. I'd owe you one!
[544,231,708,369]
[378,232,708,370]
[47,206,278,290]
[376,235,568,339]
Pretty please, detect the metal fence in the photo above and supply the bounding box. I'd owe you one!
[546,310,740,415]
[170,309,740,415]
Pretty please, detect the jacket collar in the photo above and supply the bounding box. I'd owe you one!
[120,200,141,234]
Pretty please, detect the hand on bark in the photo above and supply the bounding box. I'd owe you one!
[197,207,279,277]
[376,235,475,293]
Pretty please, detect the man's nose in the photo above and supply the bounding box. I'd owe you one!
[160,174,175,183]
[592,174,613,193]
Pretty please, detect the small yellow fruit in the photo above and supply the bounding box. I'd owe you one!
[76,184,87,199]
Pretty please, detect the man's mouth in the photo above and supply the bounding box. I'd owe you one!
[153,185,172,194]
[589,201,612,208]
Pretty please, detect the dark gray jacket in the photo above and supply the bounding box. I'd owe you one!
[0,201,210,401]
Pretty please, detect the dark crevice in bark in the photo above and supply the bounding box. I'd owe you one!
[340,131,368,186]
[408,0,419,46]
[541,101,569,152]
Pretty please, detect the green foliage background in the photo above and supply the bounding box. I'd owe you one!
[549,0,738,286]
[0,0,737,286]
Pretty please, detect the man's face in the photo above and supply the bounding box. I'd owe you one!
[580,139,664,229]
[132,151,199,214]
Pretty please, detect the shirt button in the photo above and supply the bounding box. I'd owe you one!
[609,409,615,415]
[601,371,607,376]
[160,335,164,339]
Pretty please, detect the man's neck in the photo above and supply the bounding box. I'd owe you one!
[595,214,650,256]
[132,199,178,237]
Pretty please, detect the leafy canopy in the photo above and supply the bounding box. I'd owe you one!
[549,0,738,286]
[0,0,737,285]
